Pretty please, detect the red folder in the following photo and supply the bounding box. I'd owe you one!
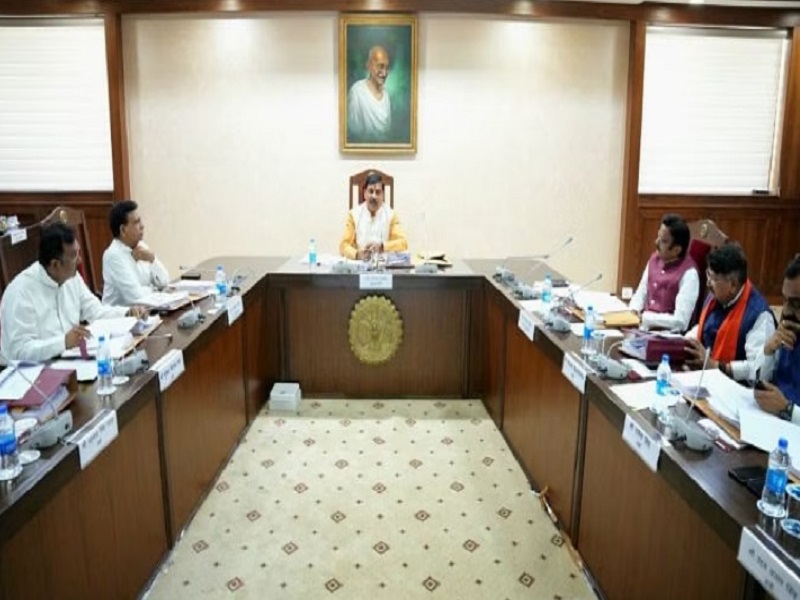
[3,368,74,408]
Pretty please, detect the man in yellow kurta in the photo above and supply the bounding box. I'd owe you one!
[339,171,408,260]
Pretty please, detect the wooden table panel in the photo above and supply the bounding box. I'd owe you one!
[578,400,745,600]
[502,321,580,530]
[1,397,166,600]
[285,287,467,397]
[161,317,247,540]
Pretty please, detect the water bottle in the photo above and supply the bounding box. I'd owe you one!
[0,404,21,481]
[581,306,596,357]
[758,438,791,518]
[308,238,317,270]
[96,335,116,396]
[656,354,672,396]
[541,273,553,314]
[215,265,228,307]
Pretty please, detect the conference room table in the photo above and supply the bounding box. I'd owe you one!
[0,256,784,599]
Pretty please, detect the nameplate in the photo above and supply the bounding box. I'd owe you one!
[10,228,26,246]
[359,273,393,290]
[150,349,185,392]
[227,295,244,325]
[738,527,800,600]
[517,309,536,341]
[622,414,660,472]
[561,352,589,393]
[71,409,118,470]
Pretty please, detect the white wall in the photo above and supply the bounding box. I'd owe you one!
[123,13,628,288]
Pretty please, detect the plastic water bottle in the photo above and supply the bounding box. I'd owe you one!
[96,335,116,396]
[758,438,791,518]
[308,238,317,270]
[0,404,21,481]
[215,265,228,307]
[581,306,596,357]
[656,354,672,396]
[541,273,553,314]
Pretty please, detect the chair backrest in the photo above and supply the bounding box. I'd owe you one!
[349,169,394,210]
[40,206,99,295]
[0,223,43,297]
[687,219,729,327]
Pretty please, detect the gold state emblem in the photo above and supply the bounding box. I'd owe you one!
[348,295,403,365]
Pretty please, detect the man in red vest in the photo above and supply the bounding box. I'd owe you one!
[629,214,699,332]
[684,243,775,381]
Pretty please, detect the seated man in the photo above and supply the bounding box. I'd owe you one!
[754,254,800,419]
[102,200,169,305]
[339,171,408,260]
[0,223,142,364]
[629,213,699,332]
[684,243,775,381]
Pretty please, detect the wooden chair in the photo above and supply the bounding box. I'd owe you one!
[0,222,43,296]
[40,206,99,295]
[687,219,729,326]
[349,169,394,209]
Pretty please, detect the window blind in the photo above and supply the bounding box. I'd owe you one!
[0,19,113,192]
[639,26,789,195]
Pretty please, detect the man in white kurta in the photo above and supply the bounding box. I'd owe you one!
[102,200,170,306]
[339,171,408,260]
[0,223,136,364]
[347,46,391,141]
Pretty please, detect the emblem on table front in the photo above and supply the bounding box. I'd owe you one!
[348,295,403,365]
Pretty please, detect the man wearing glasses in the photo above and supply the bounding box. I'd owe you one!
[629,214,699,332]
[0,222,144,364]
[754,254,800,420]
[684,243,775,380]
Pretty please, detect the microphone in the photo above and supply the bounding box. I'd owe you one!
[495,236,574,288]
[672,347,714,452]
[594,340,631,380]
[564,272,603,309]
[512,236,574,299]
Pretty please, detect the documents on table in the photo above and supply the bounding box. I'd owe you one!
[49,359,98,382]
[609,379,681,412]
[62,332,134,360]
[568,323,624,340]
[739,408,800,476]
[170,279,216,293]
[138,291,190,311]
[570,290,629,315]
[87,316,138,339]
[0,363,45,400]
[671,369,758,426]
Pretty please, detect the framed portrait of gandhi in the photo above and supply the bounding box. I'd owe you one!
[339,14,418,154]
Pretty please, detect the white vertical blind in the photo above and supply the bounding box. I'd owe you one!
[639,27,789,195]
[0,19,113,191]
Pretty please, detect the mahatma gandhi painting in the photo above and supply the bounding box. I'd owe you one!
[339,14,417,153]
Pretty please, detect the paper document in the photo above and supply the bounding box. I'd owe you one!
[62,333,134,360]
[610,380,681,412]
[620,358,656,379]
[671,369,758,425]
[170,280,216,293]
[50,359,98,382]
[88,317,138,339]
[740,408,800,473]
[568,324,624,340]
[0,363,45,400]
[138,291,189,309]
[571,290,629,315]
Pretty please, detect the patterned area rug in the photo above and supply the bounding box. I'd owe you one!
[144,399,596,599]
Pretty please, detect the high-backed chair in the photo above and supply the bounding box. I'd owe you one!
[349,169,394,209]
[687,219,729,326]
[0,223,43,297]
[40,206,99,295]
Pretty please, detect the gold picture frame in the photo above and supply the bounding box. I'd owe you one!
[339,13,418,154]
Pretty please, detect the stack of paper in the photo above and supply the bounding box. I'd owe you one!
[571,290,629,316]
[671,369,758,426]
[138,291,189,310]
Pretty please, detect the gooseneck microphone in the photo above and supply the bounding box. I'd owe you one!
[512,236,575,299]
[495,236,575,287]
[564,272,603,308]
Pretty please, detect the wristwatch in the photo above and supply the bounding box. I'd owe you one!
[779,400,794,421]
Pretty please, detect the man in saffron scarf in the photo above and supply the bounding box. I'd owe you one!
[684,243,775,381]
[754,254,800,420]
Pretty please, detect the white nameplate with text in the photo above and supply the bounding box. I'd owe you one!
[359,273,393,290]
[738,527,800,600]
[151,349,185,392]
[227,295,244,325]
[622,414,660,472]
[517,310,536,341]
[71,409,118,470]
[561,352,589,393]
[10,228,27,246]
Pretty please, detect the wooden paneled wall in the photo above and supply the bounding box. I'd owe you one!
[617,23,800,302]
